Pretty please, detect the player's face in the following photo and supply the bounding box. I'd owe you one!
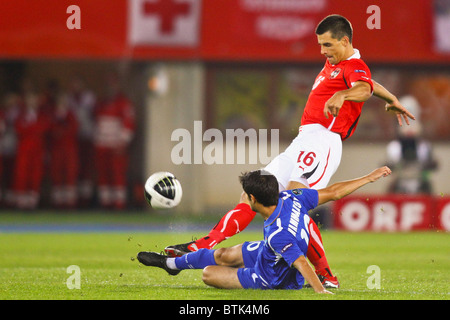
[317,31,348,65]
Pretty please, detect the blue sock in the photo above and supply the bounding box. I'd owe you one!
[174,248,217,270]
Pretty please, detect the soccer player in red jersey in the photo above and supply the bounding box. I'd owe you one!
[165,15,415,288]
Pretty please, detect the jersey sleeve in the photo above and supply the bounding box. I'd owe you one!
[345,60,373,92]
[289,189,319,211]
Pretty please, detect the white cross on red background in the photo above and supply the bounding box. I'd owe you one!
[129,0,201,47]
[142,0,191,34]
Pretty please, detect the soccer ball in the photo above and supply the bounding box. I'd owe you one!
[144,172,182,209]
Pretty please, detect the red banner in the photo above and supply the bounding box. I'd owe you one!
[435,197,450,231]
[231,0,327,43]
[0,0,448,63]
[333,195,450,232]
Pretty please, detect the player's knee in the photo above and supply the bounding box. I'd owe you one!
[214,247,236,266]
[202,266,215,286]
[214,248,227,265]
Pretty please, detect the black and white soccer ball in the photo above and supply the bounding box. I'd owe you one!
[144,172,182,209]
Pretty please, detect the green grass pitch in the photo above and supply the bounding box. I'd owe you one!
[0,216,448,301]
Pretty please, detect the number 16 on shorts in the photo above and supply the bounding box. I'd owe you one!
[297,151,317,170]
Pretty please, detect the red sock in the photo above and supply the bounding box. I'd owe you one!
[192,203,256,250]
[307,219,334,277]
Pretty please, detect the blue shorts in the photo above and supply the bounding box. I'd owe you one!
[237,241,269,289]
[241,241,264,267]
[237,240,305,290]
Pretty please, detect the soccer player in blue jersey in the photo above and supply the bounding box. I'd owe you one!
[138,166,391,293]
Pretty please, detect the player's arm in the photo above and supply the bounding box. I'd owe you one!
[372,79,416,126]
[292,255,333,294]
[317,166,391,205]
[323,81,372,118]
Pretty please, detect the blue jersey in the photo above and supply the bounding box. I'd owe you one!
[239,188,318,289]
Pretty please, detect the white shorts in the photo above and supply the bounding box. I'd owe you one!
[264,124,342,191]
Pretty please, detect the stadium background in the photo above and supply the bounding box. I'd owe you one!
[0,0,449,232]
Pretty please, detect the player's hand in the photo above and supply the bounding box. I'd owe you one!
[317,288,334,294]
[323,92,345,118]
[367,166,392,182]
[385,99,416,126]
[239,191,252,206]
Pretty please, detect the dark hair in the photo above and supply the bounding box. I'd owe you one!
[315,14,353,43]
[239,170,279,207]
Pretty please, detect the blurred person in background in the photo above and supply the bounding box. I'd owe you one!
[0,93,21,207]
[49,94,79,209]
[13,92,51,210]
[41,79,60,116]
[67,75,97,208]
[94,72,135,210]
[386,95,438,194]
[0,108,4,202]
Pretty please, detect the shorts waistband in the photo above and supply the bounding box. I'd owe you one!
[298,124,341,139]
[298,123,329,133]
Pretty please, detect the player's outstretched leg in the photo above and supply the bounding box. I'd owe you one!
[165,203,256,256]
[306,219,339,288]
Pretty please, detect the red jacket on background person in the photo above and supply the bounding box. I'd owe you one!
[94,93,135,149]
[13,94,51,209]
[67,76,97,207]
[94,92,135,209]
[0,111,5,189]
[0,93,21,207]
[49,97,79,208]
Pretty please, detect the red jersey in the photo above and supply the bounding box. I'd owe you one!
[301,49,373,140]
[50,109,78,150]
[15,108,51,151]
[94,93,135,148]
